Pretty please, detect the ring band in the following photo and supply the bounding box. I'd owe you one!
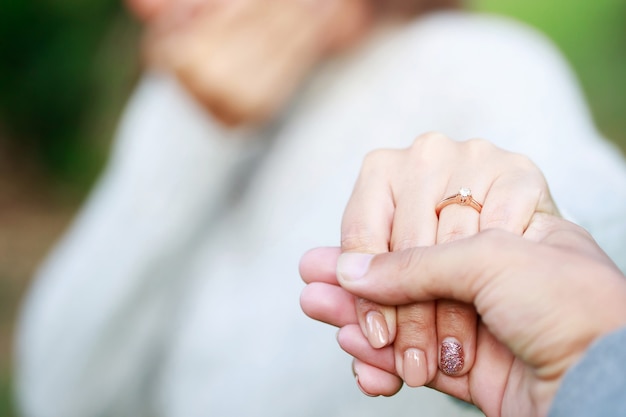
[435,187,483,216]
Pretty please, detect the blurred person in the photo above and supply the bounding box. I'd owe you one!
[14,1,626,417]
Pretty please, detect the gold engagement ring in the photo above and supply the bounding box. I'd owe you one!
[435,187,483,216]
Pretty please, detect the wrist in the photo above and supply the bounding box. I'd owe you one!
[547,327,626,417]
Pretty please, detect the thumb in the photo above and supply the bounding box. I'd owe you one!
[336,229,521,307]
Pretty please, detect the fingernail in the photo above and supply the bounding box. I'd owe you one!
[365,311,389,348]
[440,338,464,376]
[402,348,428,387]
[337,253,373,282]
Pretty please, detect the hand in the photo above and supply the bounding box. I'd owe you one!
[335,132,558,395]
[132,0,372,126]
[302,214,626,416]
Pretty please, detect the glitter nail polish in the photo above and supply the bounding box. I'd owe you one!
[440,338,464,376]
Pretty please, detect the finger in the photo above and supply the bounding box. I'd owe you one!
[434,198,480,379]
[352,359,404,397]
[524,213,614,266]
[434,150,485,240]
[337,325,396,374]
[341,149,397,349]
[386,135,452,386]
[481,162,559,234]
[341,149,395,253]
[434,180,484,378]
[436,203,481,242]
[435,301,477,377]
[335,231,517,307]
[387,142,440,385]
[393,303,437,387]
[300,282,356,327]
[463,325,513,415]
[426,324,513,414]
[299,247,341,285]
[354,298,395,349]
[388,133,447,251]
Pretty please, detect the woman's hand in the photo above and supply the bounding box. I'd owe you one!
[302,132,559,396]
[312,214,626,416]
[129,0,372,126]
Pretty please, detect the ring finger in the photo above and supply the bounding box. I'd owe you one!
[433,180,485,377]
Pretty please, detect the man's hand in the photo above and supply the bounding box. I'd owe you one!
[301,214,626,416]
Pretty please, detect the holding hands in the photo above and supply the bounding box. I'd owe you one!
[300,133,626,416]
[303,132,558,394]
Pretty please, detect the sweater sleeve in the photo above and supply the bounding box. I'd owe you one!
[549,327,626,417]
[15,72,261,417]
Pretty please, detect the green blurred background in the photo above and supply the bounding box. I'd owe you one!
[0,0,624,415]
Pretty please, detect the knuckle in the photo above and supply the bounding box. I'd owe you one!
[361,149,396,175]
[394,303,436,350]
[355,297,382,313]
[463,137,492,149]
[396,247,424,279]
[480,204,517,231]
[437,227,472,244]
[438,302,475,331]
[481,216,516,233]
[397,305,431,328]
[406,132,453,170]
[461,137,497,159]
[390,233,420,252]
[412,131,449,147]
[410,131,451,154]
[341,231,382,253]
[508,152,539,171]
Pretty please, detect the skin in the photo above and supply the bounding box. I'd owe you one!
[337,132,558,395]
[128,0,374,125]
[300,214,626,416]
[125,0,458,125]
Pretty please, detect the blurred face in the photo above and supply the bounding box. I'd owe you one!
[127,0,459,126]
[126,0,460,26]
[312,0,462,52]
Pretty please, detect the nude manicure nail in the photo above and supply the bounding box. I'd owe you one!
[440,338,464,376]
[365,311,389,349]
[403,348,428,387]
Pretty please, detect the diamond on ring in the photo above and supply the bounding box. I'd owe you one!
[435,186,483,216]
[458,187,471,204]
